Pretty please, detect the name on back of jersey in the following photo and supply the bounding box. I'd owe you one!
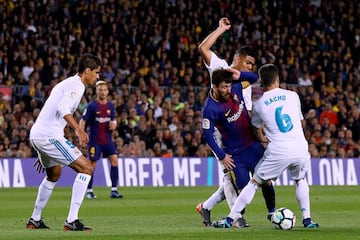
[264,95,286,106]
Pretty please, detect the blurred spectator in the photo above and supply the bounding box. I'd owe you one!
[319,102,339,126]
[0,0,358,158]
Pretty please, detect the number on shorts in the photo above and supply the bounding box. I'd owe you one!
[65,140,75,148]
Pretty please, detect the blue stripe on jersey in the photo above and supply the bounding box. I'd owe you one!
[207,157,214,186]
[49,139,74,162]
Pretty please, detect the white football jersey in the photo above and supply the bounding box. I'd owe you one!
[252,87,308,157]
[30,74,85,138]
[204,51,252,110]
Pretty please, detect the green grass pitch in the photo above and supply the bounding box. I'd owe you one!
[0,186,359,240]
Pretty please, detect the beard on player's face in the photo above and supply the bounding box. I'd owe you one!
[218,92,231,102]
[99,95,106,100]
[214,83,231,102]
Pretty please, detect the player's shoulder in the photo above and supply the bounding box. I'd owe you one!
[202,95,216,112]
[86,100,98,110]
[62,74,81,85]
[281,88,299,99]
[107,100,116,108]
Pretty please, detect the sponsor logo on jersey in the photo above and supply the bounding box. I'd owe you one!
[225,109,231,117]
[226,101,244,123]
[96,117,111,123]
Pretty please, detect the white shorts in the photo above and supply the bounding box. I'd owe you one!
[30,137,83,168]
[253,151,310,184]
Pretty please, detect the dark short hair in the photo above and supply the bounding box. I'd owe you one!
[258,64,278,87]
[212,68,233,87]
[77,54,102,73]
[234,46,256,58]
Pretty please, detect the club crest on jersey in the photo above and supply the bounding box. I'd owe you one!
[70,92,77,99]
[202,118,210,129]
[234,94,239,102]
[106,110,111,115]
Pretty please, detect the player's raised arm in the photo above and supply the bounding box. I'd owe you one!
[198,17,231,66]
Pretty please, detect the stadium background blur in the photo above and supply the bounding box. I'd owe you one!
[0,0,359,159]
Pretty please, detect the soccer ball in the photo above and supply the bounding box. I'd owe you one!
[271,207,296,230]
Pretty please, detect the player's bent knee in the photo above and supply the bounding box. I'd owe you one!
[81,164,94,175]
[251,178,261,186]
[46,165,62,182]
[71,156,94,175]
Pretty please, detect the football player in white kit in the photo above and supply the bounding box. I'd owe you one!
[214,63,319,228]
[26,54,102,231]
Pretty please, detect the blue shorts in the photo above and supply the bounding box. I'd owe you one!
[231,142,265,189]
[87,142,117,161]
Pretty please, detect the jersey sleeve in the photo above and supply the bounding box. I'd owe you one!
[82,102,93,121]
[205,52,229,86]
[57,85,82,118]
[251,102,262,128]
[235,71,258,84]
[295,92,304,120]
[202,106,226,160]
[110,102,116,120]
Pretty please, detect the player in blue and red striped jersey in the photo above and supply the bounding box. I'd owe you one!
[80,80,123,199]
[202,68,275,228]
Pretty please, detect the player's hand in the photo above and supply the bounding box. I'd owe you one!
[33,159,45,173]
[226,67,240,79]
[221,154,236,170]
[109,120,117,131]
[219,17,231,31]
[75,128,89,148]
[261,136,269,149]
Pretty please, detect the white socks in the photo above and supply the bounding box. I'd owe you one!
[223,171,238,209]
[202,171,238,210]
[296,179,311,220]
[31,177,57,221]
[67,173,91,223]
[229,181,259,219]
[202,185,225,210]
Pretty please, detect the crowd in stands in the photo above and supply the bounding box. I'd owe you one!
[0,0,359,158]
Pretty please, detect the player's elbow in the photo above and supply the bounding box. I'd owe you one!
[197,42,203,52]
[198,43,208,56]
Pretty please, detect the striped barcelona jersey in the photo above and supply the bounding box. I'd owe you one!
[202,82,255,160]
[82,100,115,145]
